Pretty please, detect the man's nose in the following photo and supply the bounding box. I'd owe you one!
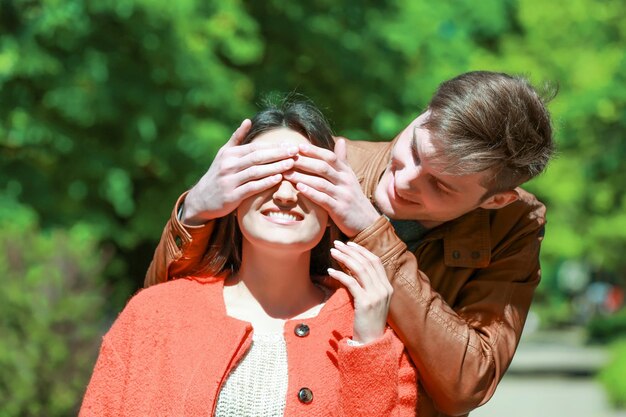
[273,180,298,204]
[396,164,423,189]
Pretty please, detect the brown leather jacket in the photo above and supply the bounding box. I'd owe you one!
[145,139,547,417]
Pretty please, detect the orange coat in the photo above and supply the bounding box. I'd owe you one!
[80,277,418,416]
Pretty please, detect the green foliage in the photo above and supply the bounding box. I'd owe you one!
[0,197,108,416]
[0,0,259,251]
[528,293,573,329]
[587,309,626,345]
[598,337,626,409]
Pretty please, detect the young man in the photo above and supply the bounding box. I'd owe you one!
[145,71,555,417]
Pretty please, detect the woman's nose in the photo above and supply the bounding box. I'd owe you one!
[273,180,298,204]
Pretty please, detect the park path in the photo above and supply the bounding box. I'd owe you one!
[472,326,626,417]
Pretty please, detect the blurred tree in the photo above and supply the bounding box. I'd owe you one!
[0,196,108,416]
[0,0,262,291]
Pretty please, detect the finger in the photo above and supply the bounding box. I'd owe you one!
[284,171,335,195]
[234,159,295,184]
[345,241,381,264]
[292,154,340,183]
[298,142,338,164]
[233,174,283,200]
[327,267,365,298]
[333,241,384,291]
[345,242,392,291]
[225,119,252,147]
[330,246,373,288]
[346,242,388,276]
[295,182,336,212]
[333,241,372,264]
[227,142,299,161]
[334,138,347,163]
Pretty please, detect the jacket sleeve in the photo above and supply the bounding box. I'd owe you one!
[352,214,542,416]
[144,192,216,288]
[337,329,417,416]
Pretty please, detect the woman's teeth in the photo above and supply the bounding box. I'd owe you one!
[268,211,298,221]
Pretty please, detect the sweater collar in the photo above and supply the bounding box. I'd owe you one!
[188,273,353,326]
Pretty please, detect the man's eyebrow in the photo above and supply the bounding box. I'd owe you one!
[412,126,460,193]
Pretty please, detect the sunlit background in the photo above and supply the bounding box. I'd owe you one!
[1,1,625,415]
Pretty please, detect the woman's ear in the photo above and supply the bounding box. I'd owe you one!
[479,189,519,210]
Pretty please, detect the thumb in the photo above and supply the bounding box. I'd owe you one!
[225,119,252,147]
[334,138,347,162]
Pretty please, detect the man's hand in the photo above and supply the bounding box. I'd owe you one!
[182,119,299,225]
[284,138,380,237]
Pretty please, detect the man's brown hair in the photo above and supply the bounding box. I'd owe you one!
[424,71,556,196]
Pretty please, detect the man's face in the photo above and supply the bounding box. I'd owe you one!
[374,112,498,228]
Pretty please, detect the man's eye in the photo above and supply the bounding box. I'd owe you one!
[411,146,420,165]
[431,178,450,194]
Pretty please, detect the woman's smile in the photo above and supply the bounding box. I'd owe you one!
[262,208,304,224]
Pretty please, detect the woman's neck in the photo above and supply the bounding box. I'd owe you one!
[226,241,325,321]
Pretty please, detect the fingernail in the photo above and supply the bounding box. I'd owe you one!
[334,240,345,246]
[346,242,358,247]
[327,268,336,274]
[287,146,299,156]
[300,144,310,152]
[330,248,339,255]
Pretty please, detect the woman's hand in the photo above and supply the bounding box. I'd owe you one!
[328,241,393,344]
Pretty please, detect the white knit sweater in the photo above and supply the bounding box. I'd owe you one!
[214,332,289,417]
[215,290,329,416]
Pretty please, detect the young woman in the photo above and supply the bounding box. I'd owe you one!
[80,98,417,416]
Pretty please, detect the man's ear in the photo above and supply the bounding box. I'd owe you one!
[479,189,519,210]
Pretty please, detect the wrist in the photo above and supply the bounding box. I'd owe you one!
[346,338,365,347]
[180,191,211,226]
[352,329,385,345]
[345,207,380,238]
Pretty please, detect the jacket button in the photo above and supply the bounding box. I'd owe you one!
[298,387,313,403]
[174,235,183,248]
[452,250,461,259]
[294,323,310,337]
